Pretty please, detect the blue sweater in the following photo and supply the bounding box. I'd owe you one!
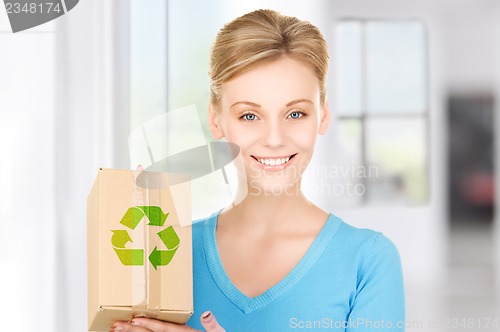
[186,211,405,331]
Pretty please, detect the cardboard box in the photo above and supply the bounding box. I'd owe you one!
[87,168,193,332]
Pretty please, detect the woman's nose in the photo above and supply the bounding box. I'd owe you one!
[263,120,286,147]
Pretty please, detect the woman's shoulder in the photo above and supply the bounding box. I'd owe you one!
[329,213,401,262]
[330,212,380,239]
[192,214,214,227]
[190,210,219,239]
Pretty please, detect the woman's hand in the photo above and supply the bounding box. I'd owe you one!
[110,311,225,332]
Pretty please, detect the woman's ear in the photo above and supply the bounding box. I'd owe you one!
[208,103,225,139]
[318,100,330,135]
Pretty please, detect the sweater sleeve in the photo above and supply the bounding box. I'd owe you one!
[346,233,406,331]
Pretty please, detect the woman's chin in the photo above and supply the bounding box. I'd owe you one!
[247,179,300,197]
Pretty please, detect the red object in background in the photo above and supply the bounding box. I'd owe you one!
[461,173,495,206]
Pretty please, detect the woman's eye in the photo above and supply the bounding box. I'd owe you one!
[241,113,257,121]
[288,111,303,119]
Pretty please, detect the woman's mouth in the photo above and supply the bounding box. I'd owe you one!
[251,153,297,167]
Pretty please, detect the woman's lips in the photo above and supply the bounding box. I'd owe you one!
[250,153,297,169]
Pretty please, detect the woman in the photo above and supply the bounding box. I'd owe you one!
[112,9,405,332]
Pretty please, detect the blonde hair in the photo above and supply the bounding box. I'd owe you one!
[209,9,329,107]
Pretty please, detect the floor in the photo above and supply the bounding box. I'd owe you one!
[406,221,500,331]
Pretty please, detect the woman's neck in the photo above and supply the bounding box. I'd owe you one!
[219,181,325,235]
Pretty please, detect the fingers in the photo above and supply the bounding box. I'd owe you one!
[110,321,151,332]
[111,313,224,332]
[111,318,202,332]
[200,311,226,332]
[131,317,201,332]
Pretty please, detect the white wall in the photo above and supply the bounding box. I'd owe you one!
[0,10,57,332]
[439,0,499,92]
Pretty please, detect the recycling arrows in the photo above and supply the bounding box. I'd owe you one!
[149,226,180,270]
[120,206,169,229]
[111,230,144,265]
[111,230,132,248]
[111,206,179,269]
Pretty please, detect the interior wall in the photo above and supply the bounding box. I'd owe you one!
[439,0,499,93]
[0,12,57,332]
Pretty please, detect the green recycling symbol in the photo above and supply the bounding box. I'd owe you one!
[111,206,180,270]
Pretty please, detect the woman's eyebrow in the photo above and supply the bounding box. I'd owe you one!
[230,99,313,109]
[286,99,313,107]
[230,101,261,109]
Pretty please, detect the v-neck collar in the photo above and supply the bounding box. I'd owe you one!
[203,210,342,314]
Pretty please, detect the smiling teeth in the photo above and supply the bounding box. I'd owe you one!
[257,156,291,166]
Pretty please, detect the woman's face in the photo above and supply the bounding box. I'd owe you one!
[209,56,330,195]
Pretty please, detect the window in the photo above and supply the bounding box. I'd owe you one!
[335,19,429,205]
